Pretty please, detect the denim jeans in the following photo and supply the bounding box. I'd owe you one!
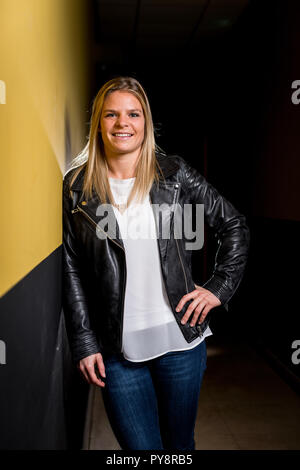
[100,340,207,450]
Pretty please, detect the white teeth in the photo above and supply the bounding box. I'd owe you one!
[113,133,132,136]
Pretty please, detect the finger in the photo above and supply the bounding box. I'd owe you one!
[96,355,106,378]
[87,367,106,388]
[180,295,205,324]
[176,289,200,312]
[198,305,212,324]
[190,301,207,326]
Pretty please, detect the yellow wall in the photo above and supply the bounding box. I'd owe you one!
[0,0,91,296]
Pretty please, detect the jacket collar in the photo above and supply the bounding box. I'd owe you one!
[69,152,181,255]
[70,152,180,192]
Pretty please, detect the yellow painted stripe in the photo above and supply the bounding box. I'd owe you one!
[0,0,91,296]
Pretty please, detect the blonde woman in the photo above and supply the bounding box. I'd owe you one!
[63,76,250,450]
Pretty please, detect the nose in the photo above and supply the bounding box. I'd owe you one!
[115,113,129,128]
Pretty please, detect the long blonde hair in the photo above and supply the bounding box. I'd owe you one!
[68,76,164,207]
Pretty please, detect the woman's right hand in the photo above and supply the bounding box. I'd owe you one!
[78,352,106,387]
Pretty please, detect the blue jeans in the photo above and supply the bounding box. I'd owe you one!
[100,340,207,450]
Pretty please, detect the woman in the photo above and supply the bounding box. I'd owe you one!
[63,76,250,450]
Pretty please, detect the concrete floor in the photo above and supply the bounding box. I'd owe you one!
[83,335,300,450]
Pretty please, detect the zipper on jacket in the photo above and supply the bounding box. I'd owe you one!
[150,185,188,295]
[72,204,124,251]
[176,237,205,337]
[150,188,200,336]
[120,263,126,354]
[72,203,126,352]
[175,237,189,294]
[148,191,186,314]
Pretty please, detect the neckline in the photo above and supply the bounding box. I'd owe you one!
[109,177,136,184]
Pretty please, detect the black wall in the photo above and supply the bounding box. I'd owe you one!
[0,247,89,449]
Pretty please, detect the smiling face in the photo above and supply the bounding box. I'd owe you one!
[100,90,145,160]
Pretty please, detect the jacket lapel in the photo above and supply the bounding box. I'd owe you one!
[149,181,181,260]
[69,153,181,252]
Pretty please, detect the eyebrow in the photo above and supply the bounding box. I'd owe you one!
[103,108,142,113]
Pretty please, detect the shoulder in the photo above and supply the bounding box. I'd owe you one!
[156,150,185,168]
[63,163,85,182]
[63,163,86,191]
[156,151,206,189]
[156,151,199,180]
[156,151,201,173]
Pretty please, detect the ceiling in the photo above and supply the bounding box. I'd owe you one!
[93,0,249,62]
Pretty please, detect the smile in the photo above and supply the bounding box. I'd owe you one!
[112,133,133,138]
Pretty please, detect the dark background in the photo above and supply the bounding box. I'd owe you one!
[86,0,300,384]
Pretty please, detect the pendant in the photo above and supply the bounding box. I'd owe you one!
[115,203,127,214]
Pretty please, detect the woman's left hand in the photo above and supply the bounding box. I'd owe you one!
[176,284,221,326]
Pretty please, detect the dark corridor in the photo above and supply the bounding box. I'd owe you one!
[87,0,300,383]
[82,0,300,449]
[0,0,299,451]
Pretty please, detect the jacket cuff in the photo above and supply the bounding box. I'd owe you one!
[202,275,230,307]
[71,334,102,365]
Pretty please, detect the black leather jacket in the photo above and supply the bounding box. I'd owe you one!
[62,153,250,364]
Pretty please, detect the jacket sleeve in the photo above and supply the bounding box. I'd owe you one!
[62,174,101,365]
[177,156,250,309]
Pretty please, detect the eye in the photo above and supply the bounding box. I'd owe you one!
[129,112,140,117]
[104,113,116,118]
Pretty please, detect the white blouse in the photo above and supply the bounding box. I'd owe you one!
[108,176,212,362]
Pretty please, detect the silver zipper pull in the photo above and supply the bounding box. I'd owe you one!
[71,208,79,214]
